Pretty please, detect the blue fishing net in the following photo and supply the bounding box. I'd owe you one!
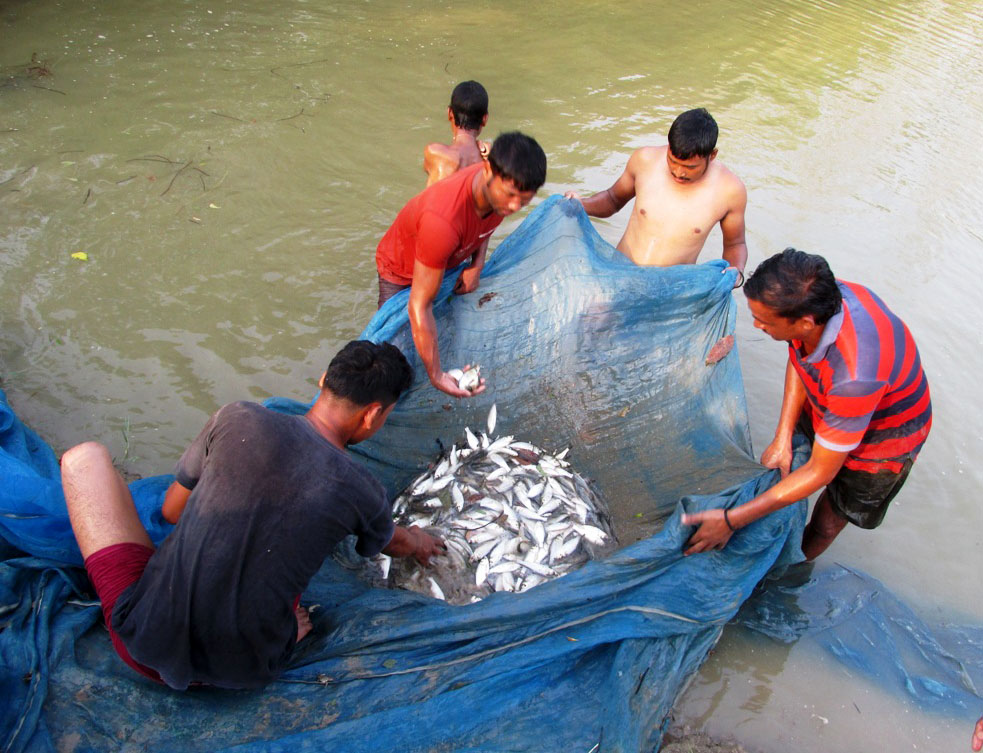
[1,198,978,751]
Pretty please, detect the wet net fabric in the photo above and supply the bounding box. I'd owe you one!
[0,198,978,751]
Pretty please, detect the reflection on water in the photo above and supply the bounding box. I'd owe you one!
[2,0,982,750]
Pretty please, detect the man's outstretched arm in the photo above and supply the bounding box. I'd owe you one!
[566,150,639,217]
[408,260,484,398]
[759,360,808,477]
[681,444,848,555]
[720,181,748,279]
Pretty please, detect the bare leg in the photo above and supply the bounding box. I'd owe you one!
[801,490,848,561]
[295,605,312,643]
[61,442,153,560]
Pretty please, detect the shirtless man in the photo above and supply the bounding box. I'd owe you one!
[567,108,748,283]
[423,81,490,187]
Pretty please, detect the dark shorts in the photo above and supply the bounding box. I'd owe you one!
[797,417,915,529]
[377,275,410,309]
[84,542,164,684]
[824,458,914,529]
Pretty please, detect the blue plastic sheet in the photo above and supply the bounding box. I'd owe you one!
[1,198,978,751]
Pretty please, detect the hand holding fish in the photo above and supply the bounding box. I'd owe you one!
[407,526,446,566]
[384,525,446,566]
[439,365,485,398]
[680,509,733,555]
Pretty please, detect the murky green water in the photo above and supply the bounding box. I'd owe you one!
[2,1,981,750]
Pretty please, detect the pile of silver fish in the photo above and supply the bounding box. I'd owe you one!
[375,404,617,605]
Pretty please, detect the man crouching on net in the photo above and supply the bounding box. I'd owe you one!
[62,340,444,690]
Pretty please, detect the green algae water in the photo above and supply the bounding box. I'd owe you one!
[2,1,981,750]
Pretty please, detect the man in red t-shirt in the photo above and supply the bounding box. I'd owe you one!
[375,131,547,398]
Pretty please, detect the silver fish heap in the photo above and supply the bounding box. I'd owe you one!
[377,404,617,605]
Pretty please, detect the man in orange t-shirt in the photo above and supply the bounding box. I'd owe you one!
[375,131,547,398]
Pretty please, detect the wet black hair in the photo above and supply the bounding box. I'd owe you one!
[323,340,413,407]
[667,108,719,160]
[450,80,488,132]
[744,248,843,325]
[488,131,547,192]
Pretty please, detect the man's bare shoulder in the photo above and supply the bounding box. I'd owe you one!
[711,161,747,203]
[423,143,462,184]
[628,145,668,167]
[424,142,459,165]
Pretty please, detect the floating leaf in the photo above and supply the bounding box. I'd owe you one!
[70,251,88,261]
[61,161,76,166]
[208,202,220,209]
[189,216,202,224]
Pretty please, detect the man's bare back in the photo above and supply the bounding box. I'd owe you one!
[568,108,748,277]
[616,145,747,267]
[423,80,490,187]
[423,135,489,186]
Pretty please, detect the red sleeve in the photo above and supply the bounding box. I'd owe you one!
[415,210,461,270]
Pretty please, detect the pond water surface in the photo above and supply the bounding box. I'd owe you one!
[2,1,981,750]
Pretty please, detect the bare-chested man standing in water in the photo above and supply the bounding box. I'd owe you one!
[566,108,748,284]
[423,81,490,187]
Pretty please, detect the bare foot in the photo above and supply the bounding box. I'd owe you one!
[295,605,312,643]
[972,716,983,752]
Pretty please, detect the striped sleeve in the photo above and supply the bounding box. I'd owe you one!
[814,379,887,452]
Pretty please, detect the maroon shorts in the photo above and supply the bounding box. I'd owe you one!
[84,542,164,684]
[377,274,410,309]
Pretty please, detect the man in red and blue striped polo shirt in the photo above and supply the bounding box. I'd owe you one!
[683,248,931,559]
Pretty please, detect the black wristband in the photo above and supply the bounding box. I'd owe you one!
[735,269,745,288]
[723,508,736,532]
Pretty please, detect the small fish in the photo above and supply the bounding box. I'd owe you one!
[428,577,446,601]
[458,366,481,392]
[475,557,490,586]
[487,403,497,434]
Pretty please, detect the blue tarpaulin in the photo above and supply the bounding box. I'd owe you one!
[1,197,978,751]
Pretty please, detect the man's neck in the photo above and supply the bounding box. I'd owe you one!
[800,324,825,356]
[304,399,350,450]
[471,168,493,218]
[451,127,480,146]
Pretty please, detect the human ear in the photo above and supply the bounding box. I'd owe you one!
[318,371,327,390]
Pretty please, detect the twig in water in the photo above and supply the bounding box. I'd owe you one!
[161,160,192,197]
[126,155,180,165]
[116,175,137,185]
[0,164,36,187]
[269,57,334,80]
[32,84,66,95]
[277,108,309,122]
[210,110,247,123]
[82,187,91,204]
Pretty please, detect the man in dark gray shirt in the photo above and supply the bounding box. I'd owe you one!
[61,340,443,690]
